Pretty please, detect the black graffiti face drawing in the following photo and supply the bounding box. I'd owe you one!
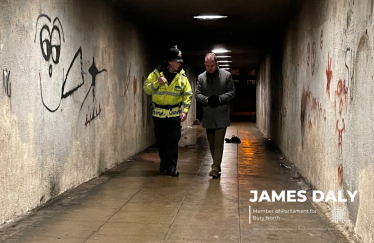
[35,15,66,111]
[40,24,61,77]
[35,14,85,112]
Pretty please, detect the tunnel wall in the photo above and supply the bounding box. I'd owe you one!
[257,0,374,241]
[0,0,196,224]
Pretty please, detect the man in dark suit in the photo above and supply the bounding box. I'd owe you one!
[195,53,236,178]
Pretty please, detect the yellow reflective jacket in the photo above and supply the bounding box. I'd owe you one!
[144,65,193,118]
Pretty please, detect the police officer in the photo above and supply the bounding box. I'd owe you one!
[143,46,193,176]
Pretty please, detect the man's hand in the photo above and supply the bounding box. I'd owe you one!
[158,74,167,85]
[180,112,187,122]
[208,95,220,106]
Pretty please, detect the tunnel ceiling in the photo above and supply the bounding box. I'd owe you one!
[112,0,300,70]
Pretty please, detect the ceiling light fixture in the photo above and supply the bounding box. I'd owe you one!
[194,15,228,19]
[222,68,231,70]
[218,60,232,63]
[212,49,231,54]
[219,64,230,67]
[216,56,231,58]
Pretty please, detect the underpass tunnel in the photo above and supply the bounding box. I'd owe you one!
[0,0,372,242]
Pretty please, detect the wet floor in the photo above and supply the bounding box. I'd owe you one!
[0,122,353,242]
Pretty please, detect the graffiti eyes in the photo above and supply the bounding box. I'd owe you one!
[40,25,61,64]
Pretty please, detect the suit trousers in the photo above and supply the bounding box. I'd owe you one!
[206,127,227,172]
[153,116,181,170]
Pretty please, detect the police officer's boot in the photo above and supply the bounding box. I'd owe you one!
[166,167,179,177]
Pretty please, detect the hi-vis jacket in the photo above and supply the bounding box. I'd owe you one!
[143,65,193,118]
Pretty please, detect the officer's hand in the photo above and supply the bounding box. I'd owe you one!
[208,95,220,106]
[158,75,167,85]
[180,112,187,122]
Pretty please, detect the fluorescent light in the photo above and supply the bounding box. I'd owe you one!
[194,15,228,19]
[212,49,231,54]
[222,68,231,70]
[218,60,232,63]
[216,56,231,58]
[220,64,230,67]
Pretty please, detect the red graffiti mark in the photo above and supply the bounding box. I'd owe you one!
[334,80,348,154]
[311,42,316,75]
[307,42,310,66]
[310,97,325,122]
[335,79,348,116]
[323,109,326,121]
[85,104,101,126]
[133,77,137,95]
[326,53,332,98]
[336,119,345,154]
[312,97,318,110]
[301,89,327,133]
[339,98,343,116]
[320,30,323,49]
[340,79,348,96]
[338,163,343,186]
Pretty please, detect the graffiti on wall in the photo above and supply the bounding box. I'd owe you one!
[61,48,84,99]
[35,14,84,112]
[300,88,326,146]
[2,69,11,98]
[345,48,355,101]
[335,80,348,117]
[35,15,65,67]
[326,53,332,98]
[338,163,343,186]
[311,97,326,123]
[81,57,106,109]
[346,0,354,29]
[82,57,106,126]
[335,79,348,154]
[85,104,102,126]
[35,14,107,126]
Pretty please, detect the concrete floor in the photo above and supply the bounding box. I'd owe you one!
[0,122,354,243]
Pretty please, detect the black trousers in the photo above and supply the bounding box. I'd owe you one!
[153,116,181,170]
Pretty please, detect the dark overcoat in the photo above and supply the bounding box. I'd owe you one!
[196,68,236,129]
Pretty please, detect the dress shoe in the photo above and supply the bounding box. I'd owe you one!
[166,168,179,177]
[209,170,220,179]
